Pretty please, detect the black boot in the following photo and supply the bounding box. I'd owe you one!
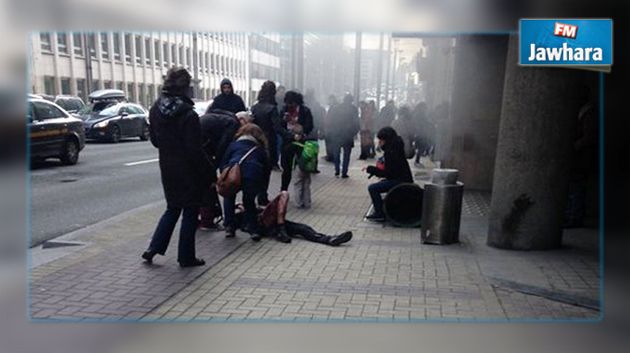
[275,225,292,243]
[328,231,353,246]
[179,258,205,267]
[141,249,157,264]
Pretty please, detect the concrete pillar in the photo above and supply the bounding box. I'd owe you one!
[487,35,587,250]
[446,35,508,191]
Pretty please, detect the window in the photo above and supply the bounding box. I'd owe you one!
[104,80,112,89]
[61,78,71,94]
[163,42,168,66]
[32,101,66,120]
[76,79,87,101]
[93,80,101,90]
[40,33,52,52]
[130,105,145,114]
[135,35,142,65]
[113,33,121,61]
[187,48,192,68]
[147,84,155,105]
[72,33,83,56]
[171,44,176,64]
[154,40,161,66]
[44,76,56,95]
[127,82,135,101]
[88,33,97,59]
[124,33,132,63]
[57,32,68,54]
[179,45,184,66]
[100,33,109,60]
[116,81,124,90]
[139,84,146,106]
[145,38,151,66]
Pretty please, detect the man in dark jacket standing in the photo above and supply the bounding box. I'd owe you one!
[364,126,414,222]
[142,67,211,267]
[209,78,247,114]
[251,81,279,205]
[327,94,360,178]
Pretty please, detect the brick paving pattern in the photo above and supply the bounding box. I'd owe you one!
[30,150,600,321]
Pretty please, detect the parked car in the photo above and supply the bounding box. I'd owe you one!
[28,97,85,165]
[29,94,86,114]
[79,102,150,142]
[53,95,85,114]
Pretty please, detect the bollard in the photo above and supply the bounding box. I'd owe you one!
[421,169,464,244]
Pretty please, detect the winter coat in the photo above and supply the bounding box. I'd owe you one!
[149,94,212,208]
[209,78,247,114]
[305,99,326,139]
[251,101,279,148]
[199,110,240,166]
[276,105,314,145]
[327,102,360,147]
[377,104,396,130]
[220,137,269,183]
[366,136,413,183]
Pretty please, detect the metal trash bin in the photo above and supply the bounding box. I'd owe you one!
[421,169,464,244]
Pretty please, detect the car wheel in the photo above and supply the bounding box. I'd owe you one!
[110,125,121,143]
[60,139,79,165]
[139,123,149,141]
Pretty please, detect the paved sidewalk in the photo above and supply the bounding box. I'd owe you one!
[29,152,600,322]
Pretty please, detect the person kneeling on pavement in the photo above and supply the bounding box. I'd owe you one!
[363,126,413,222]
[234,191,352,245]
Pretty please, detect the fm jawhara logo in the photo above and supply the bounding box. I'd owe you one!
[519,19,612,72]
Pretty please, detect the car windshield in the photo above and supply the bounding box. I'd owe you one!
[78,101,118,117]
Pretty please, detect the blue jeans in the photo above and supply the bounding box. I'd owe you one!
[368,179,402,217]
[148,206,199,263]
[333,144,352,176]
[224,180,262,231]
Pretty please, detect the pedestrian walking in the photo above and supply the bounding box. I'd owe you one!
[363,126,414,222]
[377,100,396,130]
[220,124,270,239]
[327,94,360,178]
[323,94,339,162]
[392,106,417,159]
[209,78,247,114]
[142,67,211,267]
[359,100,376,160]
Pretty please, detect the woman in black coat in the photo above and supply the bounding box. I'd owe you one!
[141,67,212,267]
[364,127,413,222]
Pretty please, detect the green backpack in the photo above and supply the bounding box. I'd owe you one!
[293,141,319,173]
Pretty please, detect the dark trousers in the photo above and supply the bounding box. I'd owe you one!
[280,143,299,191]
[199,185,222,227]
[149,205,199,263]
[284,220,331,244]
[333,143,352,176]
[224,180,262,231]
[368,179,402,217]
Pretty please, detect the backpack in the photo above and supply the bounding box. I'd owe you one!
[293,141,319,173]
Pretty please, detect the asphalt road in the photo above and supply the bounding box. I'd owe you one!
[30,138,162,247]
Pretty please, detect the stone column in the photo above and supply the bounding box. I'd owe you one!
[447,35,508,191]
[487,35,587,250]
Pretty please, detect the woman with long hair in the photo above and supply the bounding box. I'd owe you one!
[219,123,270,239]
